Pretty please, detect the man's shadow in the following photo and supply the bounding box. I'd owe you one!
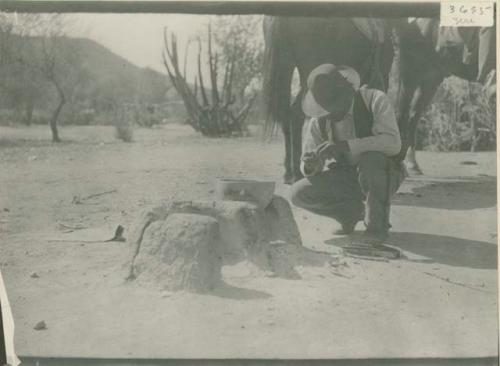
[392,176,496,211]
[326,232,497,270]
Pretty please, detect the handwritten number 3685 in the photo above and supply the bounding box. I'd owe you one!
[448,5,490,16]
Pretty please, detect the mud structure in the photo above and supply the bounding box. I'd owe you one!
[129,213,222,291]
[126,196,318,291]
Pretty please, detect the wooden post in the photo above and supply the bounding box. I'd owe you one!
[0,1,442,18]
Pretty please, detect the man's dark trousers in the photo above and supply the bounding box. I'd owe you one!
[290,151,405,235]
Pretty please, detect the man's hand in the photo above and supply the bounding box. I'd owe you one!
[301,152,323,175]
[316,140,350,161]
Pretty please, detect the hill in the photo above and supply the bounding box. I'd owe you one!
[63,36,172,107]
[0,34,178,125]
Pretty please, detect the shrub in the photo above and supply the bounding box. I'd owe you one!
[31,113,50,126]
[114,121,134,142]
[419,76,496,152]
[113,106,134,142]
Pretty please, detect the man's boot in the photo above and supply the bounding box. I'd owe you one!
[333,208,365,235]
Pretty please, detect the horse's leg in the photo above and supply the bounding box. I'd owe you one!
[282,120,294,185]
[405,145,420,175]
[262,17,296,184]
[405,89,421,174]
[289,89,306,183]
[281,65,296,185]
[405,70,444,175]
[380,38,394,93]
[477,26,496,83]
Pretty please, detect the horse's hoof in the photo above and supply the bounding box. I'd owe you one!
[283,174,295,185]
[406,163,424,176]
[293,174,304,183]
[283,174,303,185]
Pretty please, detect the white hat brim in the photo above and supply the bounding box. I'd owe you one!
[302,89,331,118]
[301,65,361,118]
[337,65,361,90]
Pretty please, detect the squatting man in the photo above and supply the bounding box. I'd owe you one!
[290,63,406,257]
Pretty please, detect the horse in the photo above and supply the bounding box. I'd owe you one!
[263,17,496,181]
[393,18,496,174]
[262,16,394,184]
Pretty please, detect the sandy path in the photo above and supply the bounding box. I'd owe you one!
[0,125,497,359]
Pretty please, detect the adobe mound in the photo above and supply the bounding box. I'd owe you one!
[126,196,315,291]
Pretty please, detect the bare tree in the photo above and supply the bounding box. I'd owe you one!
[162,24,255,137]
[0,13,15,67]
[39,40,63,140]
[210,16,264,104]
[32,15,69,142]
[0,14,84,142]
[0,14,44,125]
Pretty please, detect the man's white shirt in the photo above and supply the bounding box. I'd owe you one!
[300,86,401,177]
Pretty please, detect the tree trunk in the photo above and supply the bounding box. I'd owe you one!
[50,79,65,143]
[24,98,34,126]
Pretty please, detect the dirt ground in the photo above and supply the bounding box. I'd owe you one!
[0,124,497,359]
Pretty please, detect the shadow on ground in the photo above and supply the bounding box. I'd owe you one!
[209,282,272,300]
[180,243,339,300]
[197,243,340,300]
[388,232,497,270]
[0,138,79,149]
[393,176,496,211]
[326,232,497,270]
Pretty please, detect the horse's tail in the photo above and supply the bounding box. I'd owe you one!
[262,16,294,138]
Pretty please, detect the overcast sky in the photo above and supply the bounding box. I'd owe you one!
[70,14,211,74]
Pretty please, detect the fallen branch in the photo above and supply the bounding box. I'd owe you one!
[423,271,491,293]
[72,189,117,204]
[49,225,126,243]
[57,223,87,232]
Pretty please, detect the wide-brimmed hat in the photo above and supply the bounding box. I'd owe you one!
[302,64,361,118]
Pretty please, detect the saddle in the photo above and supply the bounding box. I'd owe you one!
[438,26,479,66]
[411,18,480,66]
